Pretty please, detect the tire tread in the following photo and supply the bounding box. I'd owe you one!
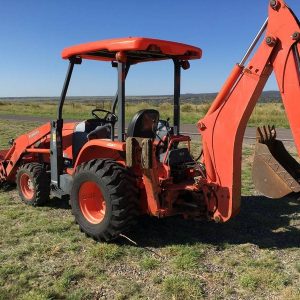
[72,159,138,241]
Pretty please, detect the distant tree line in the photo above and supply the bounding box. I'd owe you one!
[0,91,282,104]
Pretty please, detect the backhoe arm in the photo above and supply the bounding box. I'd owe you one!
[198,0,300,222]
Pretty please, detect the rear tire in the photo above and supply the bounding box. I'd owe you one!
[70,159,138,241]
[16,163,50,206]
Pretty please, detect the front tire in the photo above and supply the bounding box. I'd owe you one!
[70,159,138,241]
[16,163,50,206]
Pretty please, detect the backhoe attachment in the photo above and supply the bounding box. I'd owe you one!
[252,126,300,198]
[198,0,300,222]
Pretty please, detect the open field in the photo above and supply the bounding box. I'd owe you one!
[0,119,299,299]
[0,100,290,128]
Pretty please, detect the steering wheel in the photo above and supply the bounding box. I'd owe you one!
[91,109,118,123]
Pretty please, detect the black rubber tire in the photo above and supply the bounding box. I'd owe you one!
[16,163,50,206]
[70,159,139,241]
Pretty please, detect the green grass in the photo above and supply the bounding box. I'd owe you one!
[0,100,290,127]
[162,275,205,299]
[0,119,299,299]
[0,120,40,148]
[139,256,160,270]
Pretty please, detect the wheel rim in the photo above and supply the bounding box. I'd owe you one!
[20,173,34,200]
[79,181,106,224]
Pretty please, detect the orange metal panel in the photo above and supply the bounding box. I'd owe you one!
[73,139,126,169]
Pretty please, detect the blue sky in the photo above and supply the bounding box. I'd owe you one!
[0,0,299,97]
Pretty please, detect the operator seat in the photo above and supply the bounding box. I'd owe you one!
[72,119,110,160]
[127,109,159,138]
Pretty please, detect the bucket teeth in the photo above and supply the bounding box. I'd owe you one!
[256,125,276,144]
[252,125,300,198]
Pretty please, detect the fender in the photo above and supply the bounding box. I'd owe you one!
[73,139,126,169]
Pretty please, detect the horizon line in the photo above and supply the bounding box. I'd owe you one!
[0,90,280,99]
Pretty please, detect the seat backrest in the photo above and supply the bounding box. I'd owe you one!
[127,109,159,138]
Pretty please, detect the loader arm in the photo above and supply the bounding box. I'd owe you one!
[198,0,300,222]
[0,123,51,182]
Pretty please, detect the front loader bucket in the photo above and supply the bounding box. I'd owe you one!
[252,126,300,198]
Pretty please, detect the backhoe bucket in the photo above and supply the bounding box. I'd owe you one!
[252,126,300,198]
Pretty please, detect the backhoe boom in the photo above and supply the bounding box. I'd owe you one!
[198,0,300,222]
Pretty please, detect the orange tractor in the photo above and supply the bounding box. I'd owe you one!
[0,0,299,241]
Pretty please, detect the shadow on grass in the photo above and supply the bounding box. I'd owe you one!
[43,193,299,249]
[128,195,299,249]
[46,196,70,209]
